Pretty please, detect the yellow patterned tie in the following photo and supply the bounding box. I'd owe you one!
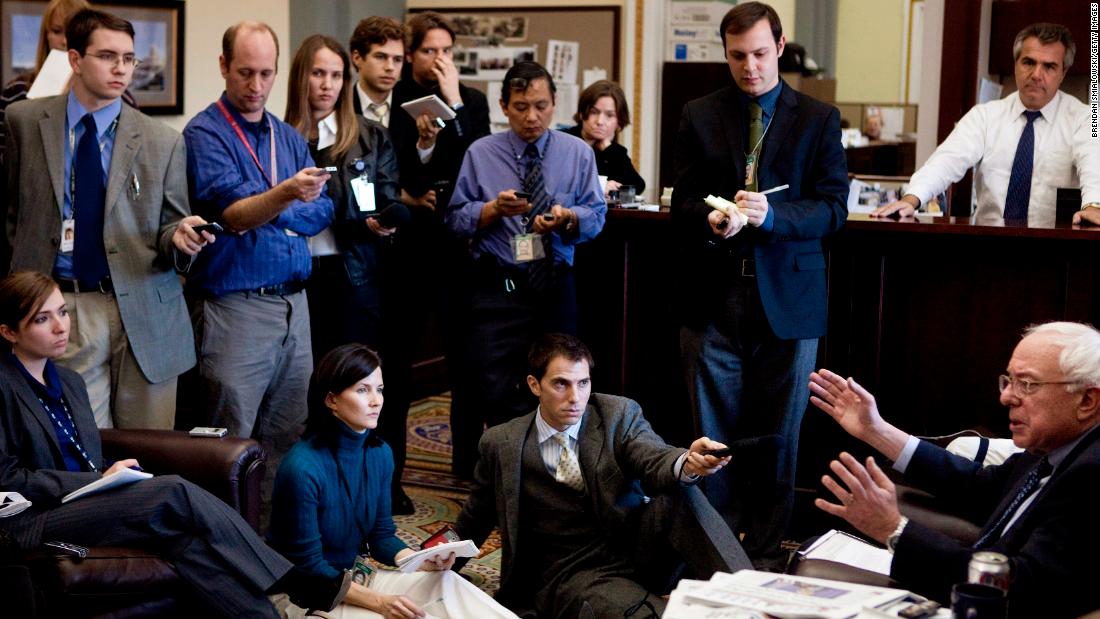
[367,101,389,125]
[553,433,586,492]
[746,101,764,192]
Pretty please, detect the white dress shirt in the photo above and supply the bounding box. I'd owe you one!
[533,407,695,483]
[309,112,340,257]
[357,84,392,128]
[907,91,1100,227]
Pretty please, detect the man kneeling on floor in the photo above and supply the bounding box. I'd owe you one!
[453,333,752,618]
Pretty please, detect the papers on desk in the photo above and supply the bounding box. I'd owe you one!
[27,49,73,99]
[663,570,910,619]
[799,529,893,576]
[61,467,152,503]
[395,539,479,573]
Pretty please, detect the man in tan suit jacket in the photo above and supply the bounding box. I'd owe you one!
[4,9,213,428]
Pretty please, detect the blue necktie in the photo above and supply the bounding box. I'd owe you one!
[72,114,110,287]
[1003,110,1041,222]
[973,456,1052,549]
[523,143,554,294]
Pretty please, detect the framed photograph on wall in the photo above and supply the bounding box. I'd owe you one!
[0,0,184,114]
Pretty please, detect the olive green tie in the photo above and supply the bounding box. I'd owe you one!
[746,101,764,192]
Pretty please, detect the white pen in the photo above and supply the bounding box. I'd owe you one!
[760,184,789,196]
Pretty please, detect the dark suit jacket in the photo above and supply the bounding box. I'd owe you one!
[670,81,848,339]
[892,427,1100,618]
[360,76,490,203]
[5,95,195,383]
[0,356,102,548]
[453,393,684,603]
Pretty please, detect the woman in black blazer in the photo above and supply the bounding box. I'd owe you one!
[564,80,646,199]
[0,271,349,617]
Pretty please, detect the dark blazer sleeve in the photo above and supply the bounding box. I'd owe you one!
[891,438,1100,617]
[608,397,683,495]
[0,367,102,505]
[394,85,490,198]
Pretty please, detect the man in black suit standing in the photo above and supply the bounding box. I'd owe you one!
[671,1,848,566]
[808,321,1100,618]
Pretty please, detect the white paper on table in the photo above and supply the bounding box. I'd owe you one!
[799,529,893,576]
[27,49,73,99]
[395,539,479,573]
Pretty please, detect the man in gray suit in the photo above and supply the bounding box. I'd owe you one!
[4,9,212,429]
[453,333,752,618]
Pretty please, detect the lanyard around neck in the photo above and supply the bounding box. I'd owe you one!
[216,100,278,188]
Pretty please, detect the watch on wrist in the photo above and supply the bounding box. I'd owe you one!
[886,516,909,554]
[450,101,465,112]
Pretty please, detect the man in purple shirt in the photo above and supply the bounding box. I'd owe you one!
[183,21,333,527]
[445,61,606,478]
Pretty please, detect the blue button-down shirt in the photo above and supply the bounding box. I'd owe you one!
[446,129,606,266]
[55,91,121,279]
[183,93,333,296]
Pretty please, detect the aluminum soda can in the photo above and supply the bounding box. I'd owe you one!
[968,551,1011,592]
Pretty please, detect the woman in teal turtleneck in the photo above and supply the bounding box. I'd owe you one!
[268,344,516,619]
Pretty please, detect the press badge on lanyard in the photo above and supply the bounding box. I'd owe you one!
[351,176,376,213]
[512,233,545,262]
[352,554,376,586]
[215,100,298,235]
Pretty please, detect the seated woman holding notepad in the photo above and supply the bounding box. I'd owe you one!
[0,271,353,617]
[267,343,516,619]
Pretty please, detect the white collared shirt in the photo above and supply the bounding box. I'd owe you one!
[533,406,695,483]
[535,407,583,475]
[309,112,340,257]
[357,84,393,128]
[907,90,1100,227]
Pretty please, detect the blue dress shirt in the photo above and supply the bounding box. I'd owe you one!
[55,91,121,279]
[446,129,606,267]
[183,93,333,296]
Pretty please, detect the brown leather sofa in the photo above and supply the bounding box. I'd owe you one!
[19,429,265,618]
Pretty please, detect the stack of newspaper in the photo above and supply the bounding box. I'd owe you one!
[662,570,915,619]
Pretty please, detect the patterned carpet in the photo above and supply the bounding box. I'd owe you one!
[391,395,503,594]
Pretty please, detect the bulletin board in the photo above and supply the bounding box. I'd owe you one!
[408,6,621,102]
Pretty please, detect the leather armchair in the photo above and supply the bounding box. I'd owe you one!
[22,429,265,618]
[791,433,987,586]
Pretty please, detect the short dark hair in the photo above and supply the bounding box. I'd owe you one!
[528,333,594,380]
[574,79,630,130]
[1013,22,1075,70]
[306,343,383,438]
[0,272,60,338]
[406,11,454,53]
[501,61,556,105]
[349,16,405,58]
[222,21,280,66]
[719,1,782,46]
[65,8,134,56]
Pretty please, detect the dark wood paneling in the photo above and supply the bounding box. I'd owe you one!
[990,0,1092,77]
